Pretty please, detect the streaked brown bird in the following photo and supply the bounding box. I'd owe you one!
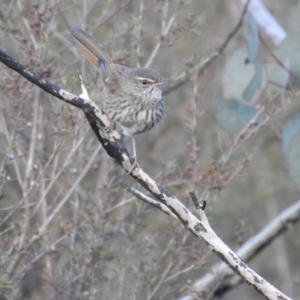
[70,28,165,162]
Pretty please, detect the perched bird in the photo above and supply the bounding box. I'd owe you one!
[69,28,165,162]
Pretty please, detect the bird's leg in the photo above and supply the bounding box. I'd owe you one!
[128,135,138,174]
[132,135,137,159]
[105,121,115,133]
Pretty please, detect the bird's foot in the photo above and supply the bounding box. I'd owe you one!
[106,121,116,133]
[128,156,139,174]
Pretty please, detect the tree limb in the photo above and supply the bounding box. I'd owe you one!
[179,199,300,300]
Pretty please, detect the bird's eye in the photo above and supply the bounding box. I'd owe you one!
[141,80,148,85]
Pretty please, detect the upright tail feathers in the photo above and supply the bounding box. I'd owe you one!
[69,28,112,68]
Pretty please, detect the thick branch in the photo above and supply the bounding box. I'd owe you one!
[179,199,300,300]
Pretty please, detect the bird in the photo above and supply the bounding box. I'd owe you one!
[69,28,165,166]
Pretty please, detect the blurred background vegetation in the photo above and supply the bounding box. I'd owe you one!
[0,0,300,299]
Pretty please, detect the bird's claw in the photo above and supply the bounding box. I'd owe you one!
[106,122,115,133]
[128,156,139,174]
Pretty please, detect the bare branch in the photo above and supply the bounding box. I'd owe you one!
[148,261,173,300]
[179,199,300,300]
[122,184,179,220]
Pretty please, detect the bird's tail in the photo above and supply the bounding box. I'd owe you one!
[69,28,112,68]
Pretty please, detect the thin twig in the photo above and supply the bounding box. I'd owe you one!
[121,184,179,220]
[147,261,174,300]
[144,0,178,68]
[38,143,102,233]
[30,135,86,218]
[12,234,67,282]
[92,0,133,30]
[163,0,250,96]
[260,35,300,86]
[0,142,61,227]
[135,0,144,68]
[18,89,40,250]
